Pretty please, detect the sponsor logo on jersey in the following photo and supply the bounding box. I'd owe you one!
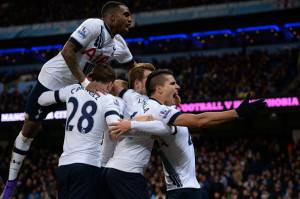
[160,109,171,119]
[77,26,89,39]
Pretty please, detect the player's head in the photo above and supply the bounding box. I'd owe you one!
[145,69,180,106]
[128,63,155,95]
[101,1,132,35]
[88,63,116,92]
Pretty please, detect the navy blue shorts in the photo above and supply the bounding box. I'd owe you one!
[104,168,149,199]
[166,188,209,199]
[25,80,64,121]
[56,163,104,199]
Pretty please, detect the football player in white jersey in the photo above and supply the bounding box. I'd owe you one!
[109,69,267,199]
[37,64,122,199]
[1,1,133,198]
[102,63,177,199]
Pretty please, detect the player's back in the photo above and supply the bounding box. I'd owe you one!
[59,84,115,168]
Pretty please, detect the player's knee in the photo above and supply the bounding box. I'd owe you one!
[21,119,42,138]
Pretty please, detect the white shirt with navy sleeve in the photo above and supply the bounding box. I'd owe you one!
[56,84,121,167]
[139,100,200,190]
[105,89,154,174]
[38,18,132,90]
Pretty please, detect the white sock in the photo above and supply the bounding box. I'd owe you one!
[8,132,33,181]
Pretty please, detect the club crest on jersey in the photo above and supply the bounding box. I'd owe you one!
[77,26,89,39]
[114,99,120,107]
[160,109,171,119]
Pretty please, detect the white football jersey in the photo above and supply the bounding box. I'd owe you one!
[38,18,133,90]
[141,100,200,190]
[159,126,200,190]
[100,96,126,166]
[105,89,153,174]
[56,84,121,167]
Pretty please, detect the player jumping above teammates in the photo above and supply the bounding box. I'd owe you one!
[38,64,122,199]
[108,69,267,199]
[1,1,133,198]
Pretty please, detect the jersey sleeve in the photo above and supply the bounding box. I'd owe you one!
[103,95,123,124]
[70,18,101,48]
[37,84,78,106]
[146,103,182,125]
[113,34,133,64]
[131,120,175,135]
[120,89,142,106]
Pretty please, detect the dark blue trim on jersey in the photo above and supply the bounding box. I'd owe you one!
[119,89,128,98]
[13,147,28,155]
[54,90,62,103]
[158,148,182,188]
[69,37,83,51]
[104,22,113,37]
[168,112,183,125]
[105,110,120,118]
[149,97,162,105]
[171,126,178,135]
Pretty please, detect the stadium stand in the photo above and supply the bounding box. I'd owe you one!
[0,0,245,27]
[1,1,300,198]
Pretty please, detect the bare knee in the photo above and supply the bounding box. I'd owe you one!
[21,119,42,138]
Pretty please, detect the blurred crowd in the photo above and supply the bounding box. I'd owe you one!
[1,26,300,66]
[1,135,299,199]
[146,135,300,199]
[1,47,299,113]
[0,0,243,27]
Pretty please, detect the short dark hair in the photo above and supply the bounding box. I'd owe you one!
[145,69,173,96]
[88,63,116,83]
[101,1,125,17]
[128,63,155,89]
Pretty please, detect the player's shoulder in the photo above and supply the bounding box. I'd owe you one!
[82,18,104,26]
[101,93,118,103]
[114,34,126,45]
[62,84,82,93]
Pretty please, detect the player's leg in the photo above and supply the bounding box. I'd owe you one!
[166,188,209,199]
[58,163,101,199]
[56,165,70,199]
[99,167,115,199]
[105,168,149,199]
[1,81,54,199]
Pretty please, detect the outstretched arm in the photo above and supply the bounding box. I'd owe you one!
[173,110,238,128]
[173,96,267,128]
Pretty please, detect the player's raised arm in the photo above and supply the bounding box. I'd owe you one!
[171,96,266,128]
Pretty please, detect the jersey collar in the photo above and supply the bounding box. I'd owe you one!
[149,97,162,105]
[104,22,113,38]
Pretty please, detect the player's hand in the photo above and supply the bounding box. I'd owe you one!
[108,119,131,141]
[235,94,267,119]
[90,54,108,65]
[133,114,154,121]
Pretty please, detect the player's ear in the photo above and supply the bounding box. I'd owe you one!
[156,85,164,95]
